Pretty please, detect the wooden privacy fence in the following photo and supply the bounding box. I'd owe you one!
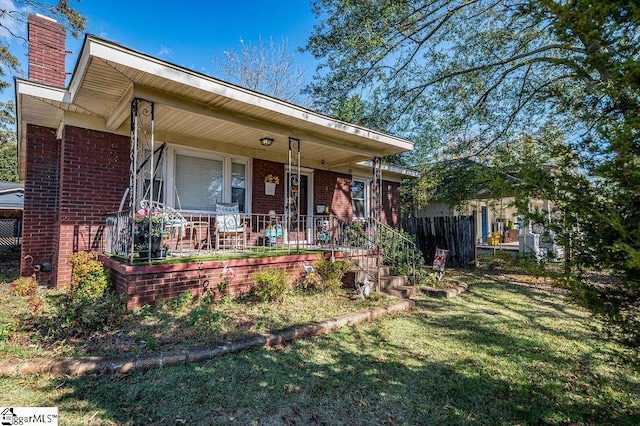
[401,215,476,268]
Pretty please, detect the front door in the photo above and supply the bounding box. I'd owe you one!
[286,172,310,240]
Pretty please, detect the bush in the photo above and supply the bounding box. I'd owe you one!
[68,251,110,299]
[477,251,514,270]
[40,291,129,339]
[513,252,547,277]
[299,271,321,290]
[33,251,127,340]
[312,258,351,292]
[253,268,291,302]
[9,276,38,296]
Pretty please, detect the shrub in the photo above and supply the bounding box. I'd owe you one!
[0,320,16,342]
[313,258,351,292]
[376,226,425,278]
[40,291,129,339]
[170,289,194,311]
[253,268,291,302]
[9,276,38,296]
[299,271,321,290]
[513,252,547,277]
[68,251,110,299]
[34,252,127,339]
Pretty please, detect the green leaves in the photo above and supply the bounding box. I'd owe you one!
[306,0,640,347]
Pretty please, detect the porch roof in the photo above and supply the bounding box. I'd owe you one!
[16,35,414,179]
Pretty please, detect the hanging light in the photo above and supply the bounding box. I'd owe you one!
[260,137,274,147]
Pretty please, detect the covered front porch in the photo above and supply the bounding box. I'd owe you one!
[16,34,417,294]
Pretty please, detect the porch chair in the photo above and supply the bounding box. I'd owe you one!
[139,200,208,253]
[214,202,247,252]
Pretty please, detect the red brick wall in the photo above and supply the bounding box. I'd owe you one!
[55,126,130,287]
[101,253,333,308]
[20,125,60,282]
[313,170,352,222]
[381,180,401,227]
[252,159,285,214]
[28,14,66,87]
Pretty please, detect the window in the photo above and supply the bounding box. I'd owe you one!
[138,146,164,204]
[352,179,368,218]
[231,163,246,212]
[174,154,222,211]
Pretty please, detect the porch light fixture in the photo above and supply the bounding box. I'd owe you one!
[260,137,274,147]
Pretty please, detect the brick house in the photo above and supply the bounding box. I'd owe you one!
[16,15,417,306]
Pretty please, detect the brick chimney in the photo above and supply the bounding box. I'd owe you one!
[27,14,66,87]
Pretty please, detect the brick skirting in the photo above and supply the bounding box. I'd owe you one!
[100,252,338,309]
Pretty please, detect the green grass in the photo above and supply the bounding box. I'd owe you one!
[1,286,391,359]
[2,271,638,425]
[121,247,328,266]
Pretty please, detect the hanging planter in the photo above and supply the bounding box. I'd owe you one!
[264,174,279,196]
[265,182,276,195]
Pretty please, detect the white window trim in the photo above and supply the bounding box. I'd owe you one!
[163,143,252,213]
[351,176,370,219]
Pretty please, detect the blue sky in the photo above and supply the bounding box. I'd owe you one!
[4,0,319,102]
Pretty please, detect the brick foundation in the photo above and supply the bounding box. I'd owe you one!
[101,252,339,309]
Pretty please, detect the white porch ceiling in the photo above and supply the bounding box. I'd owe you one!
[17,35,414,177]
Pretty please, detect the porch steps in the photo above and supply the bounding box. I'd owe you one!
[352,264,416,299]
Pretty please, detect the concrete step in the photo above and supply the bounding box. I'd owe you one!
[350,264,390,278]
[377,265,391,277]
[383,285,417,299]
[379,275,409,289]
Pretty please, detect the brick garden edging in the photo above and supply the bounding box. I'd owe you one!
[0,299,414,377]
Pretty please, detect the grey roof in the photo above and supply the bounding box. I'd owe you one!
[0,182,24,192]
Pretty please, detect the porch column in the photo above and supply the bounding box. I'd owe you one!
[371,156,382,223]
[287,137,301,252]
[129,98,155,263]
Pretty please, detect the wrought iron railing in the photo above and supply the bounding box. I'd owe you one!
[104,211,423,288]
[330,217,423,289]
[105,211,348,262]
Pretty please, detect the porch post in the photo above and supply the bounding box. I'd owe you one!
[128,100,138,263]
[129,98,155,263]
[287,137,301,253]
[372,156,382,223]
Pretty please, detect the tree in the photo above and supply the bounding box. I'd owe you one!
[305,0,640,348]
[0,1,85,182]
[212,36,306,105]
[0,100,19,182]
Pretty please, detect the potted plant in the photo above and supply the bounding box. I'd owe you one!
[264,174,279,196]
[134,208,167,259]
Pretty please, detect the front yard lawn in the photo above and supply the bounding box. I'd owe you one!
[1,263,638,425]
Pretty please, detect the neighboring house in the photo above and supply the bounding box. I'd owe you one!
[416,159,561,259]
[0,182,24,218]
[421,197,550,241]
[15,15,416,304]
[0,182,23,247]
